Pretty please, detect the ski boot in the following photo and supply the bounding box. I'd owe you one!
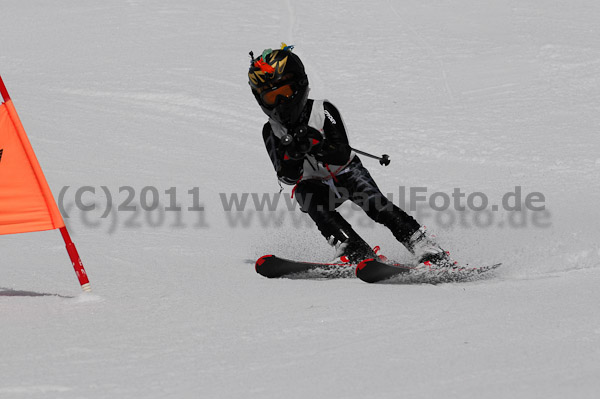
[328,231,376,264]
[408,227,457,270]
[373,246,388,262]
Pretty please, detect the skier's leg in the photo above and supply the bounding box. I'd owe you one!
[294,179,375,262]
[335,157,419,244]
[336,157,451,264]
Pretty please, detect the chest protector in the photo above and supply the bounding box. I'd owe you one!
[269,100,355,180]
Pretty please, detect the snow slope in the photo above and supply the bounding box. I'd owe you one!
[1,0,599,397]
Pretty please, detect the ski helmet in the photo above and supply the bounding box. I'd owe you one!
[248,44,309,126]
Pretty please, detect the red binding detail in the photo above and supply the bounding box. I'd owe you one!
[373,246,388,262]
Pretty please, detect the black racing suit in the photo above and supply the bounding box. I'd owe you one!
[262,100,420,261]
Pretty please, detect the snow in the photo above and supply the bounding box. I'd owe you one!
[1,0,600,397]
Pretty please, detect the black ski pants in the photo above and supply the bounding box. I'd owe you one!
[294,157,420,246]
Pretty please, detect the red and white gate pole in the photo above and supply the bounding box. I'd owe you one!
[60,226,92,292]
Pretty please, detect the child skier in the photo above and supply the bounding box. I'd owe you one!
[248,44,452,266]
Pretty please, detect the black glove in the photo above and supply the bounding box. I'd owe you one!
[279,126,323,160]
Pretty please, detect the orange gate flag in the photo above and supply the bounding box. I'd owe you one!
[0,86,65,234]
[0,75,91,291]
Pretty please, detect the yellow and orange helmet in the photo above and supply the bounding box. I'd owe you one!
[248,44,309,126]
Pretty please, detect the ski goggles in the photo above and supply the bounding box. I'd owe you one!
[256,83,297,108]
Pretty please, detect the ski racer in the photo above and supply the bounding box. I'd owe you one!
[248,44,453,267]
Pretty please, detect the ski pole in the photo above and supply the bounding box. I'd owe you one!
[350,147,391,166]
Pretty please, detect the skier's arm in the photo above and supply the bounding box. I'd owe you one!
[313,101,352,165]
[262,123,303,185]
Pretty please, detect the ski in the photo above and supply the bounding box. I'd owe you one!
[255,255,502,283]
[255,255,355,279]
[356,258,502,284]
[354,259,414,283]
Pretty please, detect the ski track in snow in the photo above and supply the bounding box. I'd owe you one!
[2,0,600,398]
